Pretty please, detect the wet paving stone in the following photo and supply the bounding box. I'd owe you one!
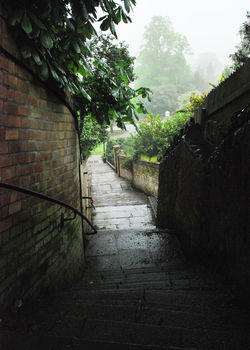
[3,155,250,349]
[88,155,155,231]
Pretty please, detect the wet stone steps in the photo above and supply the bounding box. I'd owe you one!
[2,155,250,349]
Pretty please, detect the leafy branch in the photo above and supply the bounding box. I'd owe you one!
[1,0,150,138]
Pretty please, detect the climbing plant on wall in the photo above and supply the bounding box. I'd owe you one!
[1,0,150,132]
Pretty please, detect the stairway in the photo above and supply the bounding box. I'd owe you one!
[2,229,250,349]
[2,156,250,349]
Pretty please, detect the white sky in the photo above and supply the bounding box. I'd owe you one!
[114,0,249,67]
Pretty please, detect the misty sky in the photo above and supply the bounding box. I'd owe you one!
[114,0,249,68]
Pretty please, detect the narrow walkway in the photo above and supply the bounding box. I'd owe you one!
[85,154,159,271]
[2,156,250,349]
[88,154,154,231]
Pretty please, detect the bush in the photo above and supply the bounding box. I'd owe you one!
[105,137,135,165]
[106,111,191,163]
[133,112,191,160]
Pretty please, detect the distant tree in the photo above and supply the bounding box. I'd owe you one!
[194,52,223,85]
[135,16,194,116]
[230,11,250,70]
[193,69,209,92]
[144,84,179,115]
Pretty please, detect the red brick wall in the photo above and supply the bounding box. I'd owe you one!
[0,18,84,309]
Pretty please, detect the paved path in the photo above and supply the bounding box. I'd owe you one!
[87,155,154,231]
[2,155,250,349]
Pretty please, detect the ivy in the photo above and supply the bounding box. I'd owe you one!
[1,0,150,142]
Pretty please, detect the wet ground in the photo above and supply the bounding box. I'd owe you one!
[88,155,155,231]
[2,155,250,349]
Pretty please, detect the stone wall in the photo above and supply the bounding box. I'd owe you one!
[116,150,159,197]
[133,160,159,197]
[119,155,133,182]
[0,18,84,309]
[157,105,250,292]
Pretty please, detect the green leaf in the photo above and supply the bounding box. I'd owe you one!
[80,88,91,101]
[98,15,107,22]
[40,62,49,81]
[21,46,32,59]
[40,32,54,49]
[122,74,129,84]
[81,2,89,19]
[84,22,96,39]
[116,8,121,23]
[32,49,42,65]
[66,18,75,31]
[121,11,128,23]
[100,18,110,31]
[81,57,92,73]
[21,13,32,34]
[80,42,91,56]
[78,65,88,77]
[72,40,81,54]
[123,0,131,13]
[49,64,59,81]
[63,38,71,50]
[110,20,117,38]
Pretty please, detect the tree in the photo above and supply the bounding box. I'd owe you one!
[230,11,250,70]
[78,34,149,159]
[193,52,223,86]
[77,34,148,128]
[144,84,179,115]
[79,115,108,160]
[2,0,150,137]
[192,70,209,93]
[135,16,193,116]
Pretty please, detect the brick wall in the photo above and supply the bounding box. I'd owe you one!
[0,18,84,309]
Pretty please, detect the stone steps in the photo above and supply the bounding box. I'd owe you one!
[2,224,250,349]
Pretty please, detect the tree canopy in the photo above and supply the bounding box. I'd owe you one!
[1,0,150,134]
[230,11,250,70]
[77,34,149,128]
[135,16,194,115]
[78,34,149,159]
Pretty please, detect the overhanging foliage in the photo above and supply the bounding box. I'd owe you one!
[1,0,150,134]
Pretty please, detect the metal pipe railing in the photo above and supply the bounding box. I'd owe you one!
[0,182,97,235]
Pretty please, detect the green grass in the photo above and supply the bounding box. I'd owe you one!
[91,143,104,155]
[140,155,158,162]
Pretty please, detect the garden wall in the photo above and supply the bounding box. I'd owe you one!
[116,151,159,197]
[157,104,250,293]
[0,18,84,310]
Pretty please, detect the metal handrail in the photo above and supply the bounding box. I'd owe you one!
[0,182,97,235]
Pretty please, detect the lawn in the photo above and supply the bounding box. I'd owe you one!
[140,155,158,162]
[91,143,104,155]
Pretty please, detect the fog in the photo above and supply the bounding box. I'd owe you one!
[115,0,249,69]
